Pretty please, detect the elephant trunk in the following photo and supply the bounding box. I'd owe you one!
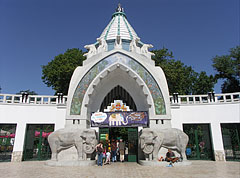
[140,139,145,149]
[143,144,154,154]
[83,143,95,154]
[140,138,154,154]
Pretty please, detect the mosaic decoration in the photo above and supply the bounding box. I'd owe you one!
[70,53,166,115]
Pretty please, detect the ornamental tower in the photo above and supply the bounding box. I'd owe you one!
[66,4,171,130]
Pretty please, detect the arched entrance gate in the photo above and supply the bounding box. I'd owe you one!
[67,52,170,162]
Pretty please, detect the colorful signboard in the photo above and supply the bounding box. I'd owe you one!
[91,111,148,127]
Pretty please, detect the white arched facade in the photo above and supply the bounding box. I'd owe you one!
[66,49,171,129]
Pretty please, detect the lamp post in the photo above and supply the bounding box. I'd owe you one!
[173,93,179,103]
[57,93,63,104]
[21,92,29,103]
[208,91,215,102]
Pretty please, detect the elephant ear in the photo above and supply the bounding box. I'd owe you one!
[80,129,88,140]
[152,130,159,144]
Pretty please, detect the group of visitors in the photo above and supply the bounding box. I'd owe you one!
[96,140,179,167]
[95,139,126,166]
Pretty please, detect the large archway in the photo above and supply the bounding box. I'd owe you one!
[100,85,137,112]
[85,65,151,119]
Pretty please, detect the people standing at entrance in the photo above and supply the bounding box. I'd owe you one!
[96,142,103,166]
[104,150,111,165]
[119,139,125,162]
[111,139,117,162]
[116,140,120,161]
[102,147,106,163]
[165,149,179,166]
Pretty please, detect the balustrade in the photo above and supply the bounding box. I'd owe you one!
[0,94,67,105]
[169,92,240,105]
[0,92,239,106]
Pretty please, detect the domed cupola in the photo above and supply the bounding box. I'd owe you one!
[99,4,139,43]
[83,4,155,59]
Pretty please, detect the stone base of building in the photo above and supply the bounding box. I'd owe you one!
[139,160,192,166]
[214,150,226,161]
[45,160,96,167]
[11,151,23,162]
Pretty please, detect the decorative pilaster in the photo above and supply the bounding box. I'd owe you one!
[11,151,23,162]
[214,150,226,161]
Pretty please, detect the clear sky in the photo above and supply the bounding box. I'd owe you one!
[0,0,239,95]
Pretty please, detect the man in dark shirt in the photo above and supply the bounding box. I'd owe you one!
[119,139,125,162]
[111,139,117,162]
[165,149,179,163]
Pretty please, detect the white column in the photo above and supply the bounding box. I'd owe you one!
[211,122,226,161]
[11,122,26,162]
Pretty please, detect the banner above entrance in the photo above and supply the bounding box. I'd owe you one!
[91,112,148,127]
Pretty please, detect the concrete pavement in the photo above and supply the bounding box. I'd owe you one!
[0,160,239,178]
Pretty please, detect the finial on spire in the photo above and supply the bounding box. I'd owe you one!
[116,3,124,12]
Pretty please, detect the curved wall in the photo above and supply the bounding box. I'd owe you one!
[66,49,171,124]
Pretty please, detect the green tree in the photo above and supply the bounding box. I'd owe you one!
[152,48,216,95]
[42,48,86,95]
[192,72,215,95]
[16,90,37,95]
[212,46,240,93]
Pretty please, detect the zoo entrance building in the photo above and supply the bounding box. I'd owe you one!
[0,5,239,163]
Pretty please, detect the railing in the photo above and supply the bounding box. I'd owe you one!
[0,94,67,105]
[170,92,240,105]
[0,92,239,106]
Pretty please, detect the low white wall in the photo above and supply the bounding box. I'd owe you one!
[0,104,66,159]
[171,102,240,161]
[0,96,239,161]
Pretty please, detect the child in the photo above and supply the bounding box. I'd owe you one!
[105,150,111,165]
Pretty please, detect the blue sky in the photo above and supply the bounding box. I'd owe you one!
[0,0,239,95]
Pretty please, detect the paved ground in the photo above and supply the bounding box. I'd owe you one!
[0,161,239,178]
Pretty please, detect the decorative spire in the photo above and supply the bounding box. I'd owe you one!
[116,3,124,12]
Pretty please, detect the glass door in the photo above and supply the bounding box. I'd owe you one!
[127,127,138,162]
[221,123,240,161]
[23,124,54,161]
[183,124,213,160]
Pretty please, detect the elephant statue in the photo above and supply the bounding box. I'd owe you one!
[139,128,189,161]
[109,113,128,126]
[48,128,97,161]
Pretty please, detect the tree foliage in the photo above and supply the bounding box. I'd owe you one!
[212,46,240,93]
[16,89,38,95]
[152,48,216,95]
[42,48,86,95]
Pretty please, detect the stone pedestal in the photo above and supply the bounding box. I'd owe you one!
[139,160,192,166]
[45,160,96,166]
[214,150,226,161]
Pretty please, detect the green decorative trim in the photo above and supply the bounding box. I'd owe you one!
[122,15,133,40]
[118,14,120,36]
[105,16,116,40]
[112,12,126,18]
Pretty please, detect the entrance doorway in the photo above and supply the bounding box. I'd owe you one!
[0,124,16,162]
[99,127,138,162]
[221,123,240,161]
[23,124,54,161]
[183,124,214,160]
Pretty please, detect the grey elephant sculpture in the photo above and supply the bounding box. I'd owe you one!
[48,128,97,161]
[139,128,189,161]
